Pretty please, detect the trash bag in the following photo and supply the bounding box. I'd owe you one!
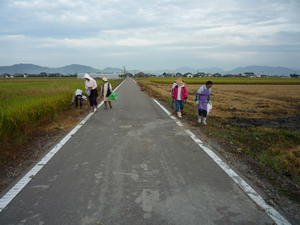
[207,101,212,115]
[108,92,118,101]
[86,88,90,96]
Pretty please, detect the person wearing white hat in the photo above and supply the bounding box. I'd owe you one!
[84,73,98,112]
[171,77,188,118]
[101,77,113,109]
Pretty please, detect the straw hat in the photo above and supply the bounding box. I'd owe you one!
[175,77,184,85]
[102,77,108,82]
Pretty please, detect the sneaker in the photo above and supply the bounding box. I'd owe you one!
[177,112,182,118]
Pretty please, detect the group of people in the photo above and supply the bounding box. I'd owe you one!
[70,73,113,112]
[71,74,213,122]
[171,77,213,125]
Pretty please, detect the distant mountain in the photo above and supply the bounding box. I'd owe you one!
[0,64,49,74]
[0,63,101,74]
[54,64,101,73]
[102,67,123,73]
[230,66,295,76]
[291,67,300,73]
[194,67,227,74]
[172,67,198,74]
[141,66,295,76]
[136,67,226,75]
[0,63,296,76]
[171,67,226,74]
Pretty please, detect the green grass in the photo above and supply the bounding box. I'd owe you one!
[0,78,117,144]
[0,78,121,164]
[140,77,300,84]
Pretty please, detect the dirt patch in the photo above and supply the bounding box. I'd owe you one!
[224,115,300,131]
[0,130,67,192]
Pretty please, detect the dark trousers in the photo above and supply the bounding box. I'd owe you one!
[198,109,207,117]
[89,95,97,107]
[75,96,82,107]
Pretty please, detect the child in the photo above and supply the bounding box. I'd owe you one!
[195,81,213,125]
[172,77,188,118]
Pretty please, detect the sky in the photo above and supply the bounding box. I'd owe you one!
[0,0,299,71]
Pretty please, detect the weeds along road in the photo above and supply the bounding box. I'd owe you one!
[0,78,282,224]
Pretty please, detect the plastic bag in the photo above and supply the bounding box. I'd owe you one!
[207,101,212,115]
[108,92,118,101]
[86,88,90,96]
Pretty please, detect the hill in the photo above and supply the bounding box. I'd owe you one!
[230,66,295,76]
[0,64,101,74]
[138,67,226,75]
[0,64,296,76]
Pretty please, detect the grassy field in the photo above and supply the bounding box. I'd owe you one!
[137,78,300,189]
[147,77,300,84]
[0,78,121,164]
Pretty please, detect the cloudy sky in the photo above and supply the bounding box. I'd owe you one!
[0,0,299,71]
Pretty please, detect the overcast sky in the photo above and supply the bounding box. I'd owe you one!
[0,0,299,71]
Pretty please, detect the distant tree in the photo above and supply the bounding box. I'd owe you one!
[290,74,299,78]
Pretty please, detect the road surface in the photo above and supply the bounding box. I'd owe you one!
[0,78,285,224]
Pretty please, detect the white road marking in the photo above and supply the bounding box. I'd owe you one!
[153,99,291,225]
[0,79,126,212]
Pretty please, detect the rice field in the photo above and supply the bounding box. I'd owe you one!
[145,77,300,84]
[0,78,119,149]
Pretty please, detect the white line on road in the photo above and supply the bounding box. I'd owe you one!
[0,79,126,213]
[153,99,291,225]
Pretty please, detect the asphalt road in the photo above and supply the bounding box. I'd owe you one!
[0,78,278,224]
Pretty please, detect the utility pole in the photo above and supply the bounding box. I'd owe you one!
[123,66,126,77]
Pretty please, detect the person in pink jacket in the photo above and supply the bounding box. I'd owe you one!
[172,77,188,118]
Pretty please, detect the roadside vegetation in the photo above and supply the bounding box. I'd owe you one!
[0,78,121,166]
[137,78,300,196]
